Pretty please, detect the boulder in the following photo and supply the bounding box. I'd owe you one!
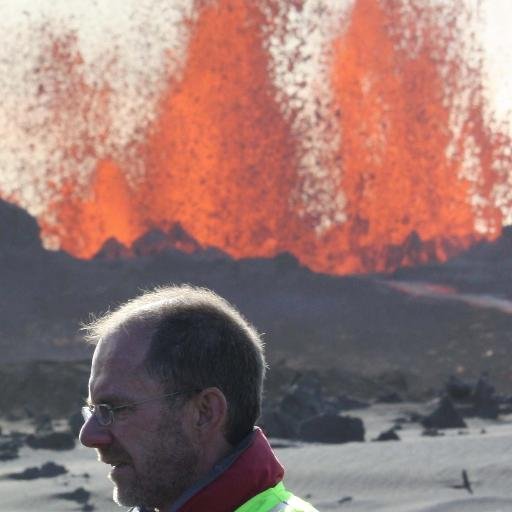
[445,375,473,402]
[0,434,24,461]
[422,428,444,437]
[5,461,67,480]
[298,413,365,444]
[26,431,75,451]
[374,428,400,441]
[279,374,325,422]
[259,408,297,439]
[54,487,91,504]
[335,395,370,411]
[422,396,467,429]
[94,237,131,260]
[472,376,499,419]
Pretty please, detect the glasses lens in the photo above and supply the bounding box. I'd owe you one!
[96,404,113,426]
[81,406,92,421]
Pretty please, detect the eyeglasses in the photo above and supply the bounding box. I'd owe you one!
[81,390,191,427]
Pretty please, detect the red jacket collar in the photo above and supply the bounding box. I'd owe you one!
[177,428,284,512]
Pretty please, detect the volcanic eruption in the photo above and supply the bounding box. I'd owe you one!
[1,0,511,274]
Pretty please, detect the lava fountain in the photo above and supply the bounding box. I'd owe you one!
[1,0,510,274]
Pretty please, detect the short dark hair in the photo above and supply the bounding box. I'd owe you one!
[83,285,266,444]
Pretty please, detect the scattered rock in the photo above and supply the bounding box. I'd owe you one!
[298,413,365,444]
[260,408,297,439]
[26,431,75,451]
[335,395,370,411]
[279,375,324,422]
[0,433,25,461]
[445,375,473,402]
[34,413,53,434]
[498,397,512,415]
[422,396,467,429]
[422,428,445,437]
[265,373,369,441]
[407,411,424,423]
[94,237,131,260]
[472,375,499,419]
[4,461,67,480]
[0,443,17,462]
[374,428,400,441]
[54,487,91,504]
[132,224,202,257]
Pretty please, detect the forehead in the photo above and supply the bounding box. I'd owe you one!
[89,326,161,402]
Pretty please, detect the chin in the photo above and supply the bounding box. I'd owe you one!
[111,470,141,507]
[113,485,141,507]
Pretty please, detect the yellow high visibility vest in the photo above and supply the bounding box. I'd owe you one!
[235,482,318,512]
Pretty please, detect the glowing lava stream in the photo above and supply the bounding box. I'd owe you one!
[384,281,512,316]
[0,0,511,274]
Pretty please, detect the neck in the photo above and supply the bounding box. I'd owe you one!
[157,435,233,512]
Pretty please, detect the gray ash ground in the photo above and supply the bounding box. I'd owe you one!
[1,197,512,397]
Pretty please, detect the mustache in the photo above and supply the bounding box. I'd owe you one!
[97,446,132,466]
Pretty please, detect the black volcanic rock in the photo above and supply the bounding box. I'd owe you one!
[260,408,297,439]
[26,431,75,451]
[0,200,43,252]
[335,395,370,411]
[93,237,131,260]
[279,374,325,421]
[472,375,499,419]
[54,487,91,504]
[0,434,24,461]
[5,461,67,480]
[132,223,202,257]
[422,396,467,429]
[374,428,400,441]
[298,414,365,444]
[445,375,473,402]
[392,225,512,299]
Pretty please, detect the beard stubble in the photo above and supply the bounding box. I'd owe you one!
[111,410,200,510]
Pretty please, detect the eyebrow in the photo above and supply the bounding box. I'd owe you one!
[85,394,132,407]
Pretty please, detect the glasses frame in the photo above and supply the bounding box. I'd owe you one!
[82,390,194,427]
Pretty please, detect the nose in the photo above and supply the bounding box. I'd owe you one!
[79,414,113,448]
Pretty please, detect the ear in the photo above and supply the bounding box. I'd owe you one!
[190,387,228,437]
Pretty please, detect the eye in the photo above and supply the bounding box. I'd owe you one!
[113,405,134,416]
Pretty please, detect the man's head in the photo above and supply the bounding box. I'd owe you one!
[79,285,266,510]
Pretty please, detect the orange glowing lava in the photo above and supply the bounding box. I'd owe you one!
[8,0,512,274]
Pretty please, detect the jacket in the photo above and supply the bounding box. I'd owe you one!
[135,427,318,512]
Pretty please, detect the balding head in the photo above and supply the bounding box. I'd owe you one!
[83,285,266,444]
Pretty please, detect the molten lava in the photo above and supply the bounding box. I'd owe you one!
[7,0,512,274]
[326,0,484,272]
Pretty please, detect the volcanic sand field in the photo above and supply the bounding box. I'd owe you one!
[1,405,512,512]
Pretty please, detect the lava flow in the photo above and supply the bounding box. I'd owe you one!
[5,0,512,274]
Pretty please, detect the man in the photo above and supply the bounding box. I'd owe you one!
[80,285,318,512]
